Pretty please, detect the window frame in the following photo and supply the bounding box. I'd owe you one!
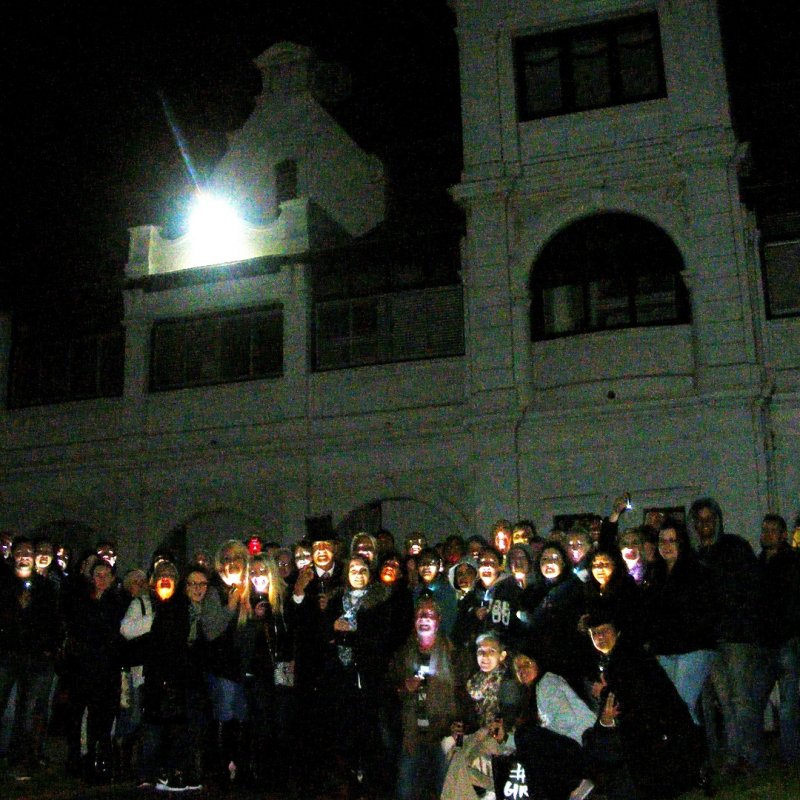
[514,11,667,122]
[761,238,800,319]
[149,305,283,392]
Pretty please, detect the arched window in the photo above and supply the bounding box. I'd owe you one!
[529,213,689,339]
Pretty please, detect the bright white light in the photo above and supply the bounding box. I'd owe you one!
[187,193,246,266]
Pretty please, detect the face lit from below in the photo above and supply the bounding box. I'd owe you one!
[276,555,293,579]
[467,541,483,560]
[493,528,511,555]
[418,557,440,585]
[312,541,334,571]
[658,529,679,565]
[56,546,70,572]
[348,559,371,590]
[13,543,35,579]
[589,623,618,655]
[352,536,376,564]
[539,548,564,581]
[478,553,501,587]
[406,537,424,556]
[380,559,400,585]
[512,526,531,546]
[414,603,440,641]
[513,654,539,687]
[476,638,506,673]
[508,550,530,580]
[185,572,209,604]
[35,542,54,572]
[0,534,12,560]
[566,535,590,565]
[294,547,312,570]
[454,563,477,591]
[619,534,641,564]
[250,561,270,595]
[220,548,246,586]
[155,576,176,600]
[591,555,615,588]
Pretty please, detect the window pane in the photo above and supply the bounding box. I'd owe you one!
[589,277,630,328]
[220,316,251,380]
[635,272,678,323]
[152,324,184,389]
[542,284,585,334]
[523,45,563,115]
[571,34,611,109]
[251,311,283,376]
[617,21,661,99]
[764,240,800,317]
[184,320,219,384]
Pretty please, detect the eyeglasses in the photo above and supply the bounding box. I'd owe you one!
[186,581,208,588]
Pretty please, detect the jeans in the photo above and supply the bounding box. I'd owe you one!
[754,637,800,765]
[0,654,55,766]
[207,675,247,722]
[704,641,764,768]
[658,650,716,725]
[396,739,446,800]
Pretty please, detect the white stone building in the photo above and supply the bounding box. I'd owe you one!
[1,3,798,566]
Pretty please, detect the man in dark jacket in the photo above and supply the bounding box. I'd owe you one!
[755,513,800,766]
[690,496,763,773]
[584,613,704,799]
[0,536,61,779]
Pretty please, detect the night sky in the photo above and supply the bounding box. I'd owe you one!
[4,2,798,331]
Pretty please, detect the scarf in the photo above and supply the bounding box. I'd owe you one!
[467,665,506,727]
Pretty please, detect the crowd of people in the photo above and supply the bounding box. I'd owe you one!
[0,496,797,800]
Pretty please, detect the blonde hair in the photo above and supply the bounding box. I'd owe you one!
[215,539,252,627]
[251,552,287,616]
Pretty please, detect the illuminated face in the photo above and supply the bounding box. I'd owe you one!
[353,537,376,564]
[0,533,12,560]
[591,555,615,588]
[185,572,209,604]
[588,518,602,543]
[508,549,530,579]
[276,555,293,579]
[92,564,114,595]
[513,654,539,687]
[35,542,54,572]
[418,556,440,585]
[512,526,531,546]
[294,547,312,570]
[13,542,35,579]
[590,623,618,655]
[467,540,483,560]
[478,553,501,587]
[406,537,424,556]
[539,548,564,581]
[619,534,641,563]
[566,534,590,565]
[760,519,786,550]
[380,559,400,585]
[476,638,506,673]
[348,559,370,589]
[155,576,176,601]
[658,529,679,564]
[56,546,69,572]
[220,547,246,586]
[97,543,117,568]
[454,563,476,591]
[493,527,511,555]
[250,561,270,595]
[645,510,665,529]
[414,604,440,639]
[694,507,717,547]
[312,540,334,571]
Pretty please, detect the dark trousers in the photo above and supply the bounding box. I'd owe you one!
[514,724,587,800]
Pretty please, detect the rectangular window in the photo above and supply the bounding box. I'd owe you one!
[762,239,800,318]
[314,285,464,371]
[515,12,666,121]
[7,330,124,409]
[150,306,283,391]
